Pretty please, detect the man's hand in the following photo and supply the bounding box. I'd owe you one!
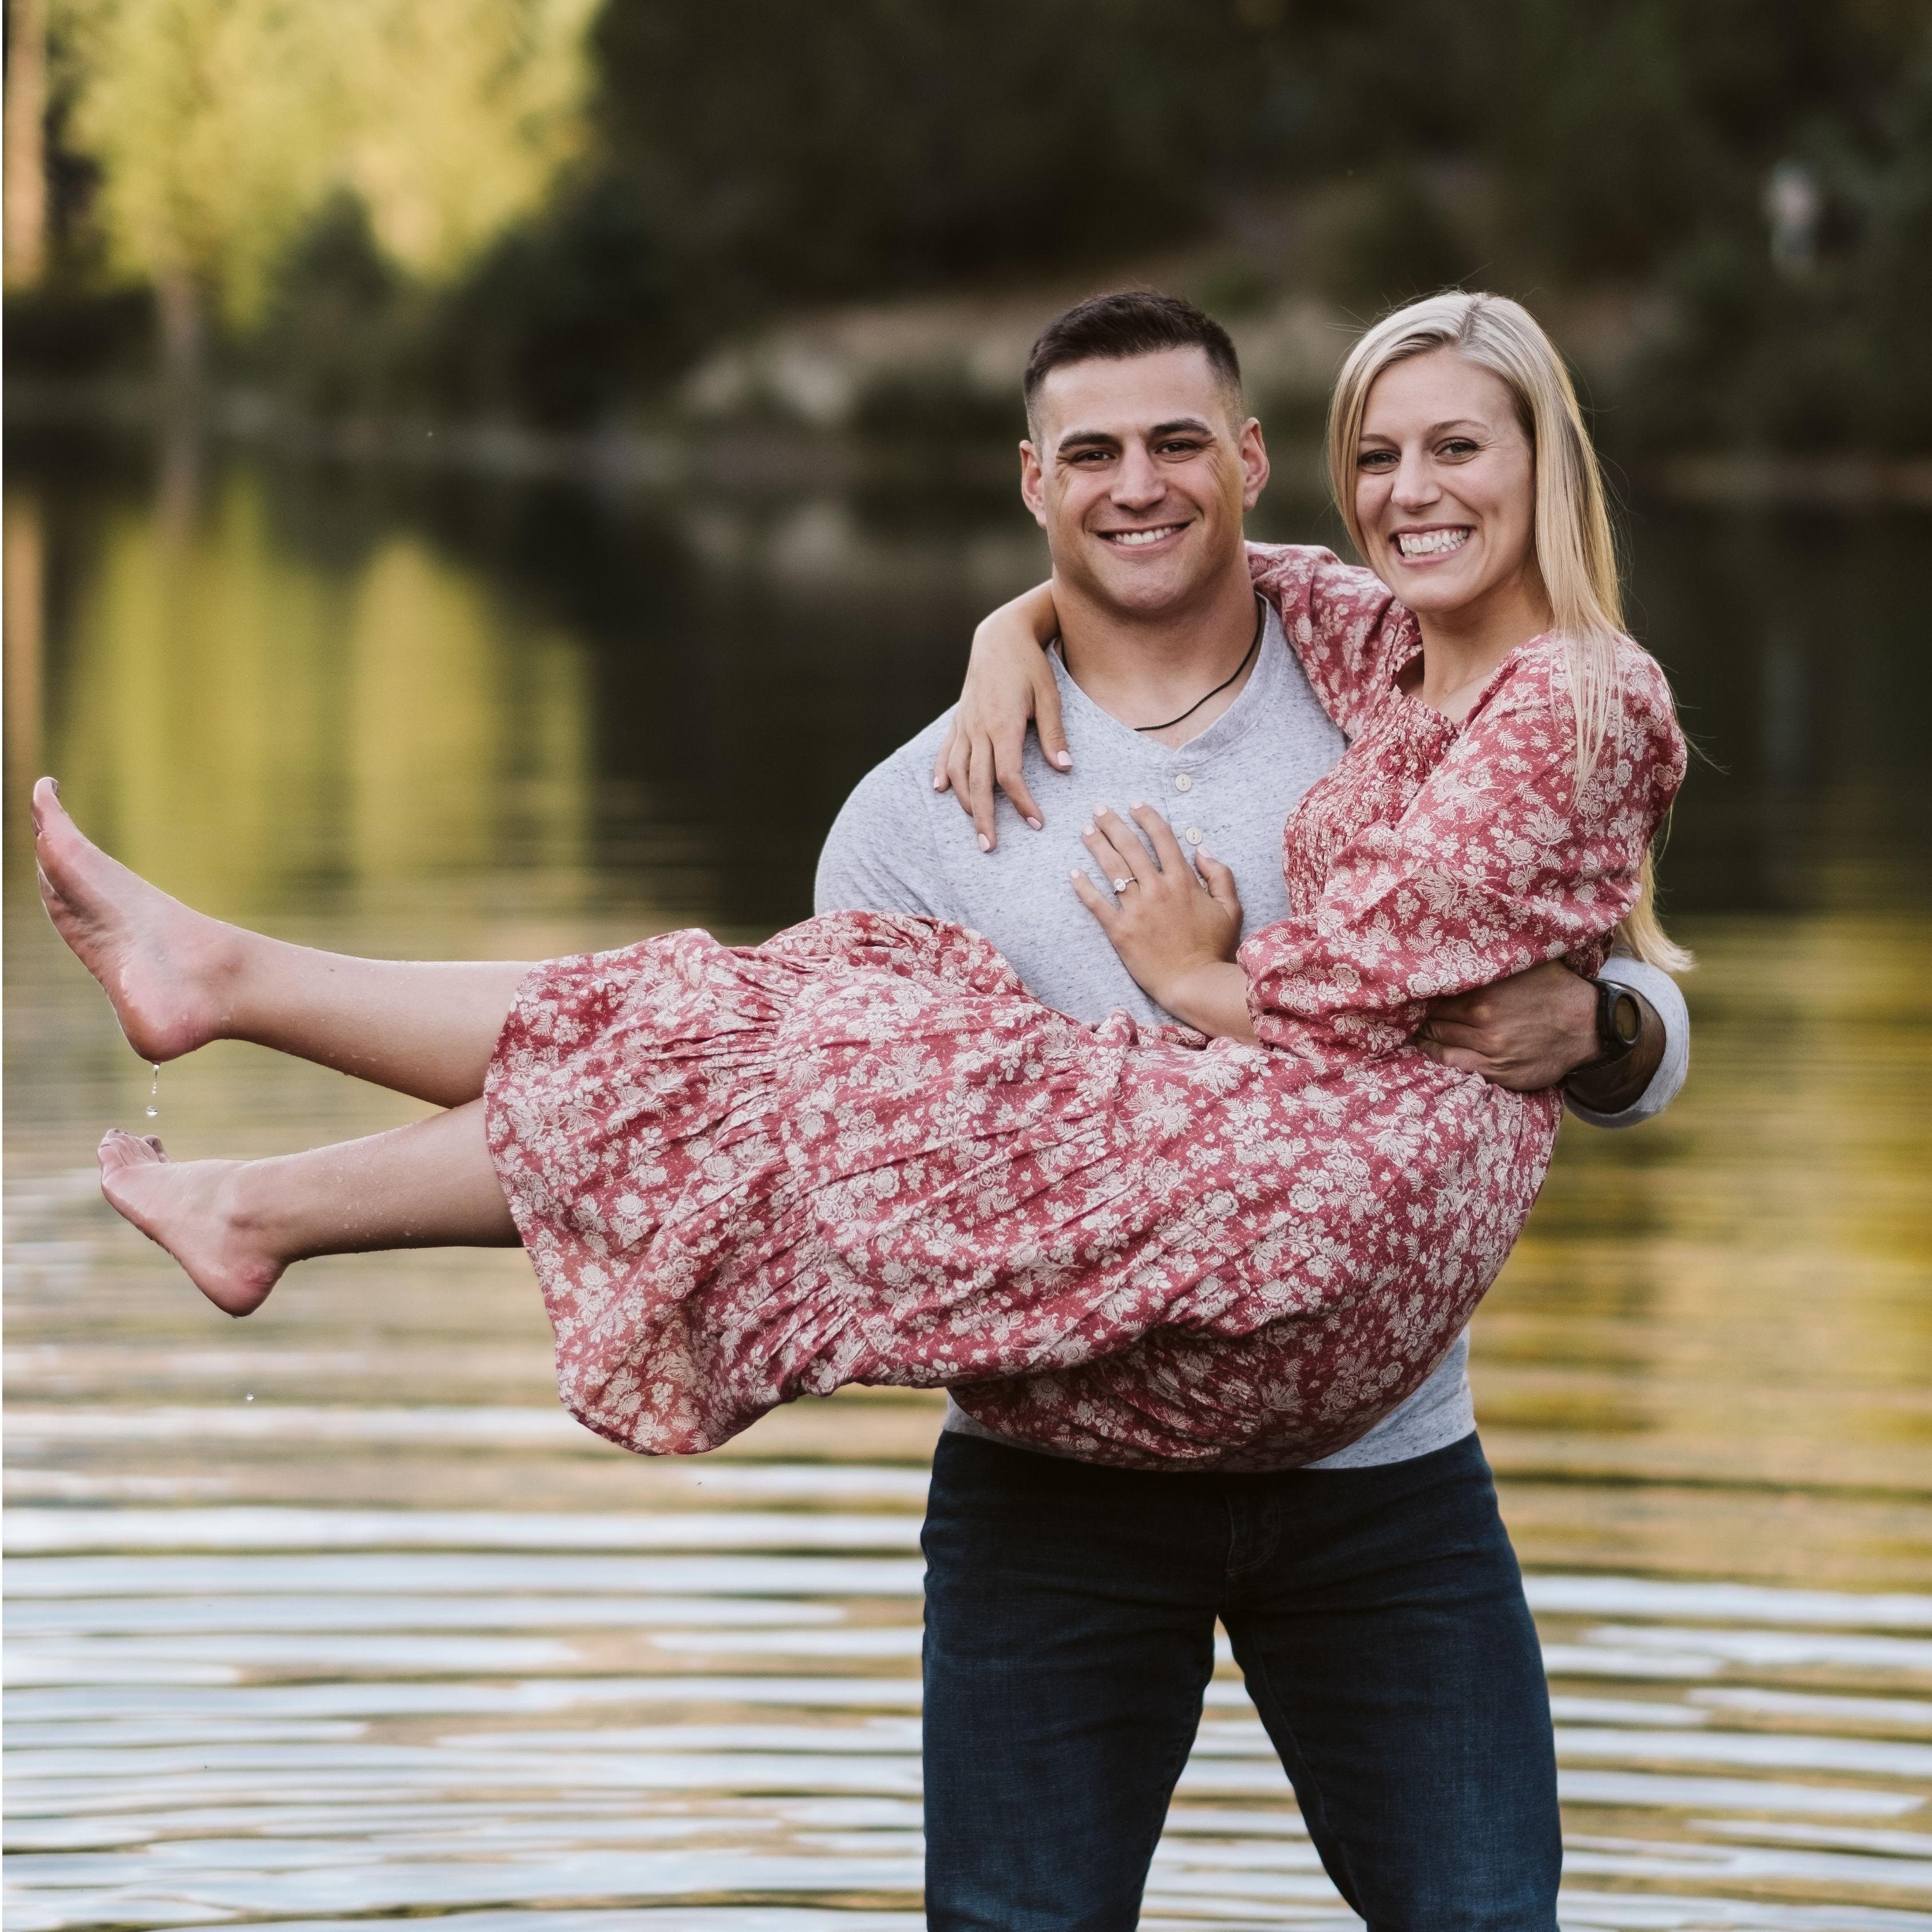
[1416,961,1596,1090]
[1416,960,1661,1111]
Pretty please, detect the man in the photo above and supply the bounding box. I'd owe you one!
[815,292,1686,1931]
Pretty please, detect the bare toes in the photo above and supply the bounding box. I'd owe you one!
[92,1147,282,1318]
[35,793,228,1065]
[98,1128,167,1173]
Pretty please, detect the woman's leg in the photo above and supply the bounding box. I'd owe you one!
[98,1099,517,1317]
[34,778,530,1107]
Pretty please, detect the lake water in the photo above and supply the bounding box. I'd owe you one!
[6,435,1932,1929]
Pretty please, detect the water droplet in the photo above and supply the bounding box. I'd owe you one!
[145,1107,157,1117]
[244,1394,254,1403]
[147,1064,160,1120]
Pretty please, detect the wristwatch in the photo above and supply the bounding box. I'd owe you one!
[1587,977,1644,1066]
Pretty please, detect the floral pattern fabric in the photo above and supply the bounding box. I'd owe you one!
[484,544,1686,1468]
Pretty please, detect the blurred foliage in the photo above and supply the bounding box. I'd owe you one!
[35,0,596,368]
[848,366,1028,448]
[589,0,1265,310]
[1618,41,1932,455]
[8,0,1932,451]
[53,0,343,323]
[1324,165,1482,315]
[255,178,675,428]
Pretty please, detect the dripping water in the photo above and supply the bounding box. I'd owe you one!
[146,1064,159,1119]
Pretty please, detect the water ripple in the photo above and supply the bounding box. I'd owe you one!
[8,1498,1932,1926]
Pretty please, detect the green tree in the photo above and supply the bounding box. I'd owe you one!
[325,0,599,282]
[49,0,596,393]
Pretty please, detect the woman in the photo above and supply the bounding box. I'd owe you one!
[34,292,1685,1469]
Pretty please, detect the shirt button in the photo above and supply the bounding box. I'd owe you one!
[1174,772,1193,793]
[1184,826,1204,846]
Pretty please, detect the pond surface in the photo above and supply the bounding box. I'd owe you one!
[6,436,1932,1928]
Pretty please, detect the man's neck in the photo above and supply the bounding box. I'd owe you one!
[1052,555,1261,749]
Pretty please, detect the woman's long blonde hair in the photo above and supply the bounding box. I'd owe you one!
[1326,291,1691,974]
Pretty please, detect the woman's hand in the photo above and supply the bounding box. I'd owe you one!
[933,581,1070,851]
[1072,806,1255,1041]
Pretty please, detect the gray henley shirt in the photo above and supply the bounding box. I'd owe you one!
[813,599,1690,1470]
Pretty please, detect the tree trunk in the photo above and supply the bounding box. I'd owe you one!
[5,494,45,801]
[5,0,48,287]
[155,260,207,399]
[154,264,206,537]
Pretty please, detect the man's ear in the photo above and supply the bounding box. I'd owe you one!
[1238,417,1270,512]
[1019,440,1049,529]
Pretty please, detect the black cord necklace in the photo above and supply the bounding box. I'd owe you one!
[1063,594,1265,735]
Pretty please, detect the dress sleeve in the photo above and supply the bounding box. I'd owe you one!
[1238,641,1688,1071]
[1244,542,1412,737]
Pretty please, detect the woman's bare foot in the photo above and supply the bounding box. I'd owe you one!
[97,1131,283,1316]
[33,777,240,1062]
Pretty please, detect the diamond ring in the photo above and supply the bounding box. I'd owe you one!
[1112,875,1136,894]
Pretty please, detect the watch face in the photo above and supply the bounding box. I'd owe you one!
[1609,988,1642,1048]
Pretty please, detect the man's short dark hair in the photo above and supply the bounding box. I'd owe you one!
[1022,291,1243,423]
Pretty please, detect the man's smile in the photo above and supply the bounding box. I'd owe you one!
[1096,522,1189,549]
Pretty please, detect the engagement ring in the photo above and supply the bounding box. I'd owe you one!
[1112,876,1135,893]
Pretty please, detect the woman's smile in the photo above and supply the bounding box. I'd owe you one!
[1390,524,1472,562]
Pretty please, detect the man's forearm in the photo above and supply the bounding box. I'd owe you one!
[1563,991,1664,1116]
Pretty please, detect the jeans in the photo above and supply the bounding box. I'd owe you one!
[921,1429,1559,1932]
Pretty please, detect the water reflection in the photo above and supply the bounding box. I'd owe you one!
[9,1497,1932,1926]
[23,473,595,918]
[5,445,1931,1928]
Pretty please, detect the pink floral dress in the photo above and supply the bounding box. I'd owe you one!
[484,545,1686,1469]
